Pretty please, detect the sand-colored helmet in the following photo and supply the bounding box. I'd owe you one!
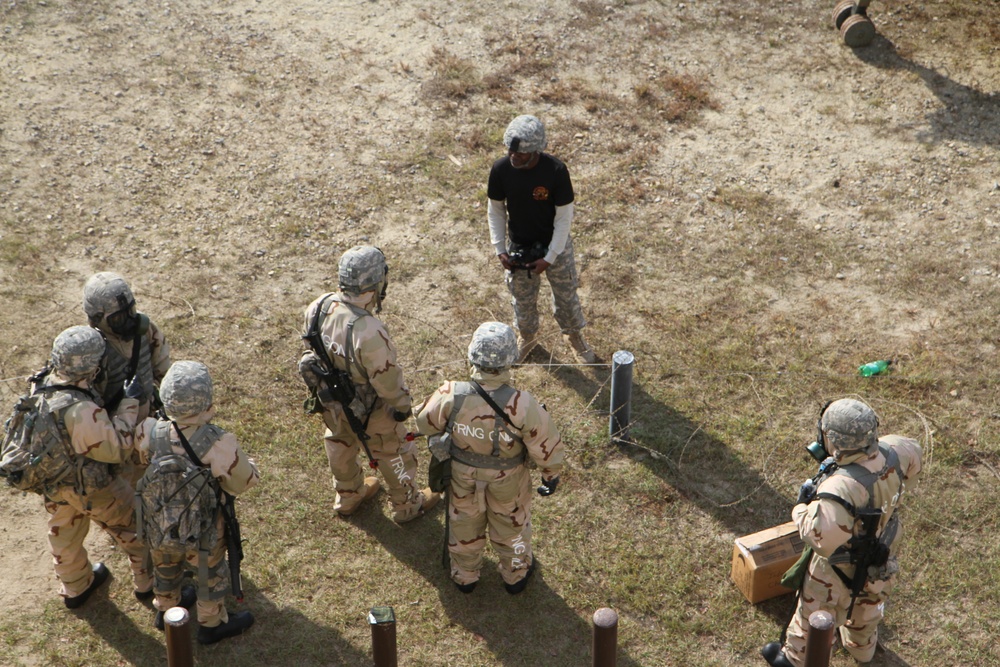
[160,361,214,418]
[468,322,517,371]
[50,325,106,381]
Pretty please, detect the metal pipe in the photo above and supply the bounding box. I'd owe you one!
[609,351,634,444]
[370,606,397,667]
[804,610,835,667]
[164,607,193,667]
[592,607,618,667]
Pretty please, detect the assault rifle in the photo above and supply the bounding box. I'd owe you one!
[845,508,887,620]
[220,491,245,602]
[302,294,378,469]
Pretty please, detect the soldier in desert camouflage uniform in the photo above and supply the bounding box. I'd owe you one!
[487,114,596,364]
[135,360,259,644]
[415,322,564,594]
[299,246,439,522]
[762,399,923,667]
[83,272,171,484]
[33,326,153,608]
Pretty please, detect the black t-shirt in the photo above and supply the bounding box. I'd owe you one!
[487,153,574,247]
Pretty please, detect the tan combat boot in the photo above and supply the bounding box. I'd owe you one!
[337,476,381,517]
[566,331,597,363]
[396,487,441,524]
[516,331,538,363]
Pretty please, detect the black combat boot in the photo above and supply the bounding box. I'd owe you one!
[454,580,477,594]
[64,563,110,609]
[503,561,535,595]
[154,585,198,631]
[761,641,795,667]
[197,610,255,645]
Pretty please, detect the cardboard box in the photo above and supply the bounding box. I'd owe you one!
[731,522,805,604]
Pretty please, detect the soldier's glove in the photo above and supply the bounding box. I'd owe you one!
[537,476,559,497]
[392,408,412,422]
[796,479,817,505]
[123,377,145,402]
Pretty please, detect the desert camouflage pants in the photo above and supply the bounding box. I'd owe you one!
[505,237,586,337]
[783,557,895,665]
[323,410,424,522]
[151,521,230,627]
[448,461,533,586]
[44,476,152,598]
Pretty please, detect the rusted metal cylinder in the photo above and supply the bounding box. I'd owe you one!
[609,351,634,444]
[804,610,835,667]
[370,606,397,667]
[592,607,619,667]
[164,607,193,667]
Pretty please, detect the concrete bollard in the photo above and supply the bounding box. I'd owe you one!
[592,607,619,667]
[804,610,835,667]
[609,351,634,444]
[164,607,193,667]
[369,606,397,667]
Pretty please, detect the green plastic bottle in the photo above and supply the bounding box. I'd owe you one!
[858,359,891,377]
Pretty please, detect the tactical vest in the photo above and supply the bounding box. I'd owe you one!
[49,389,115,495]
[97,320,155,410]
[818,444,905,566]
[313,294,372,420]
[445,382,526,470]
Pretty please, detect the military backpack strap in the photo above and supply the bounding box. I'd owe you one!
[470,381,522,456]
[44,384,104,496]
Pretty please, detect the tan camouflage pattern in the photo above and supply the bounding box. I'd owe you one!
[97,318,171,421]
[302,290,425,521]
[135,408,259,626]
[781,434,923,666]
[506,237,586,336]
[42,378,149,597]
[415,366,564,586]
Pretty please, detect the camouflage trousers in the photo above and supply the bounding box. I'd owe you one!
[322,409,424,522]
[505,237,586,337]
[448,461,533,587]
[782,556,896,665]
[152,518,230,627]
[44,476,153,598]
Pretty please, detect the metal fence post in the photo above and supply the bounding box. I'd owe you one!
[804,610,835,667]
[370,606,397,667]
[164,607,193,667]
[609,351,634,444]
[592,607,618,667]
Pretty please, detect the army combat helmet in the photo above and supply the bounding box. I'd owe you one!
[51,325,106,381]
[83,272,144,340]
[468,321,518,372]
[160,361,213,419]
[503,115,547,154]
[338,245,389,311]
[820,398,879,459]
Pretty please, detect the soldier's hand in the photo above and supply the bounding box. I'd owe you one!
[537,476,559,497]
[498,253,513,271]
[530,258,551,275]
[796,479,817,505]
[392,408,412,422]
[123,377,145,402]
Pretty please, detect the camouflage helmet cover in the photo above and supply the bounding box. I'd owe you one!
[50,325,106,380]
[83,272,135,321]
[468,321,517,370]
[821,398,879,454]
[160,360,214,418]
[338,246,388,295]
[503,115,547,153]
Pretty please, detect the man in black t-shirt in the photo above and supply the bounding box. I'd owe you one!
[486,115,596,364]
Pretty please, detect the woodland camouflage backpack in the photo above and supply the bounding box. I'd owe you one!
[136,420,223,554]
[0,384,93,495]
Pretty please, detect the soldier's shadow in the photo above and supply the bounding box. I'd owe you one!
[546,354,792,537]
[356,509,644,667]
[82,575,372,666]
[852,34,1000,147]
